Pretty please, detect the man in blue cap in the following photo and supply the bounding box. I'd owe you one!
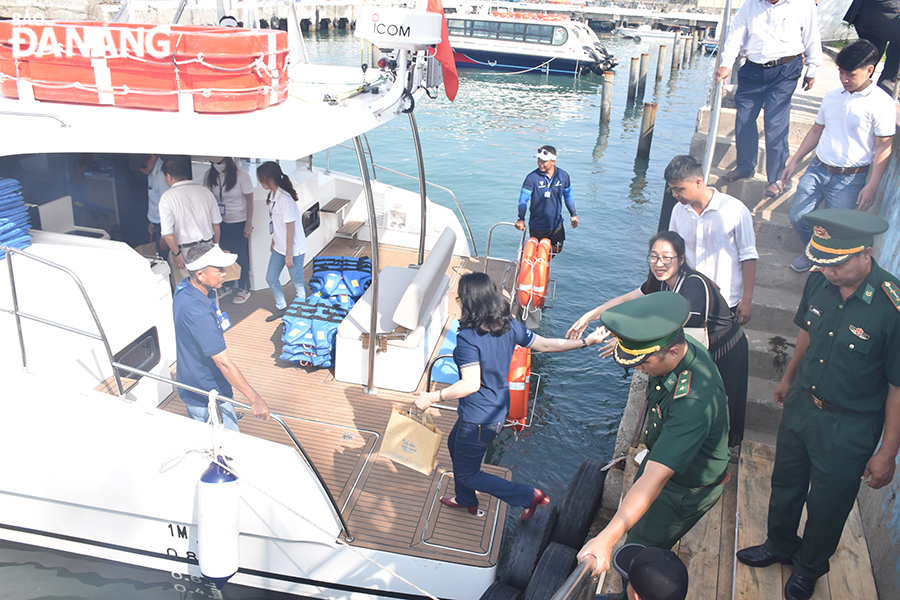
[736,209,900,600]
[576,292,730,591]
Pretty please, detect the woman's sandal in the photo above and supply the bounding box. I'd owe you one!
[520,489,550,521]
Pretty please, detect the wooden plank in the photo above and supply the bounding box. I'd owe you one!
[336,220,364,237]
[735,440,783,600]
[321,198,350,213]
[716,462,738,600]
[827,501,878,600]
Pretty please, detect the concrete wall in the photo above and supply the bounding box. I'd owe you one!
[861,134,900,600]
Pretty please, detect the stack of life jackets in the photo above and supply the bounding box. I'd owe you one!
[280,256,372,368]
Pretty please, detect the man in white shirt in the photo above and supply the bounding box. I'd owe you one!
[159,158,221,286]
[141,154,170,257]
[715,0,822,198]
[782,40,896,272]
[667,155,759,325]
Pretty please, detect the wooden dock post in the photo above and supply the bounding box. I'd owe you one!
[638,53,649,96]
[637,102,658,158]
[656,45,667,81]
[627,56,639,102]
[671,35,682,70]
[600,71,614,123]
[690,30,699,56]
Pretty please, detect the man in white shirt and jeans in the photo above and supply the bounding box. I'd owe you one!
[715,0,822,198]
[667,155,760,326]
[782,39,896,272]
[159,158,222,287]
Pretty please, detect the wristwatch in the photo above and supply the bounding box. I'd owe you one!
[580,338,588,349]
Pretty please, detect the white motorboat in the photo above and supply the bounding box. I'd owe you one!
[0,3,522,599]
[447,10,617,75]
[615,23,679,43]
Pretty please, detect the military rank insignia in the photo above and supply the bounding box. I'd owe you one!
[884,282,900,312]
[673,370,691,399]
[849,325,870,340]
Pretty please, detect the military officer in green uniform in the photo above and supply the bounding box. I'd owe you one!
[577,292,731,587]
[737,209,900,600]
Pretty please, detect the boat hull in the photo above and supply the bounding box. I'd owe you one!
[452,48,597,75]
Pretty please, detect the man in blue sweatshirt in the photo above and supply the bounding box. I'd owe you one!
[515,145,577,255]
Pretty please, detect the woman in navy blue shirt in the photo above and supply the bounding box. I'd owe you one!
[414,273,607,519]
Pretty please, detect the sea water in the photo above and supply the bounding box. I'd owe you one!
[0,30,716,599]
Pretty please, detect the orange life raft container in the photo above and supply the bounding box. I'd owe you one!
[517,237,551,309]
[0,21,289,113]
[506,344,531,432]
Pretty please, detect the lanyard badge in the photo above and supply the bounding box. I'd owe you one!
[213,297,231,332]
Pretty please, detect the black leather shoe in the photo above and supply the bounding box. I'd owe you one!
[784,572,817,600]
[736,545,792,568]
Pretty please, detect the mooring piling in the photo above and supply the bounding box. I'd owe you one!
[637,102,658,158]
[656,45,667,81]
[671,34,683,70]
[690,30,699,56]
[638,53,649,96]
[600,71,614,123]
[627,56,639,102]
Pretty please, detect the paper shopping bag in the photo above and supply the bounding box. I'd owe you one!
[222,251,241,283]
[381,407,444,476]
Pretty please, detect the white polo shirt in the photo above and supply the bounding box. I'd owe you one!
[669,190,759,309]
[720,0,822,78]
[814,82,896,168]
[269,187,308,257]
[159,180,221,246]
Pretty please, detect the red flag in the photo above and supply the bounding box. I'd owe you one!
[426,0,459,102]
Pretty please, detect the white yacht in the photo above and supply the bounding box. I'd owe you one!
[0,3,523,599]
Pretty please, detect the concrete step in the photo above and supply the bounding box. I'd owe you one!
[744,327,795,382]
[748,281,803,334]
[755,246,810,287]
[745,375,783,435]
[753,212,805,254]
[695,106,815,149]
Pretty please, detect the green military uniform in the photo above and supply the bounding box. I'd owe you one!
[602,293,731,552]
[763,210,900,580]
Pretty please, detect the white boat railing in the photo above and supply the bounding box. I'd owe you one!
[0,244,355,542]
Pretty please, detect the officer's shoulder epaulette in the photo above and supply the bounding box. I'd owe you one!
[883,281,900,313]
[673,370,692,399]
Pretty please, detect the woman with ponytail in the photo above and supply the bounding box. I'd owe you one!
[257,161,308,322]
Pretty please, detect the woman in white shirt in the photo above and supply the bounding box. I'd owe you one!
[205,157,254,303]
[256,161,308,322]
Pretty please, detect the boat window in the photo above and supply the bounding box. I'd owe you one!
[114,327,160,382]
[302,202,320,237]
[497,22,526,42]
[472,21,498,39]
[552,26,568,46]
[524,24,553,45]
[0,153,68,205]
[447,19,468,36]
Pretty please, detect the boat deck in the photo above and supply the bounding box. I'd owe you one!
[156,239,519,569]
[599,441,878,599]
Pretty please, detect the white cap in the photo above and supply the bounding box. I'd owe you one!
[534,148,557,161]
[185,244,237,271]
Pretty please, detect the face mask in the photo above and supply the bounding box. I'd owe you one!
[212,162,226,173]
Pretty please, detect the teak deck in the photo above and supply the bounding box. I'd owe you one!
[155,239,519,569]
[600,442,877,599]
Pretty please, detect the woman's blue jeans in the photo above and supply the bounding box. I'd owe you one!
[266,250,306,310]
[448,419,534,508]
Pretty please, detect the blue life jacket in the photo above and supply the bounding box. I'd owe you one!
[307,256,372,300]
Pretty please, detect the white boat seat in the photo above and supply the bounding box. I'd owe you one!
[38,196,110,240]
[335,228,456,392]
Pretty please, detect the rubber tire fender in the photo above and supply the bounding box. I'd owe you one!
[499,504,558,591]
[478,580,523,600]
[551,457,607,549]
[523,542,578,600]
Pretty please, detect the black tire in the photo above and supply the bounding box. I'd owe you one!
[523,542,578,600]
[499,504,558,591]
[551,457,607,549]
[479,580,523,600]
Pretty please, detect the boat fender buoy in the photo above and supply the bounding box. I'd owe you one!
[507,345,531,432]
[531,239,551,309]
[198,457,240,589]
[517,237,539,308]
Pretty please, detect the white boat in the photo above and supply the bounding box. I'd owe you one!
[615,24,679,43]
[0,3,525,599]
[447,10,617,75]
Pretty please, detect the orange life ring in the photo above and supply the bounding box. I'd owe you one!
[506,345,531,432]
[517,237,539,308]
[531,238,551,309]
